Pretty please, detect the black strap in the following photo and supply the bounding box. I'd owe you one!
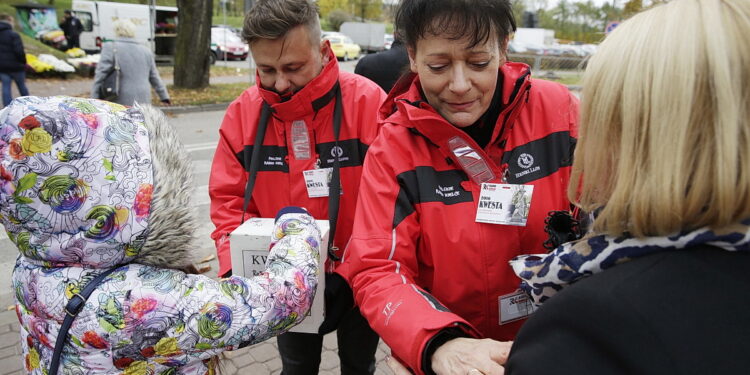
[240,83,343,261]
[49,267,121,375]
[327,85,343,261]
[241,101,273,223]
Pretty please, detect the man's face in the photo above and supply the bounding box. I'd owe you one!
[250,25,328,97]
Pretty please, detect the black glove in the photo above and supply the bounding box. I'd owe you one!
[161,99,171,105]
[317,272,355,335]
[542,210,585,250]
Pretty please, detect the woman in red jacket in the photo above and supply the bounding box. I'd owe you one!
[339,0,579,374]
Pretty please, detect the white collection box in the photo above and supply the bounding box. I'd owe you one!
[230,217,329,334]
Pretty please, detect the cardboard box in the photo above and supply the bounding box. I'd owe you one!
[230,218,328,334]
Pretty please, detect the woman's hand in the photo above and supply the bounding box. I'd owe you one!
[431,338,513,375]
[386,356,413,375]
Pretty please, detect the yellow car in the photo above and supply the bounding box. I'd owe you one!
[323,33,361,61]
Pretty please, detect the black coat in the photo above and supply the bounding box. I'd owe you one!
[0,22,26,73]
[506,246,750,375]
[59,16,83,38]
[354,40,409,93]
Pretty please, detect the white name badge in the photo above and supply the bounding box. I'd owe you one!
[475,183,534,226]
[499,289,538,325]
[303,168,343,198]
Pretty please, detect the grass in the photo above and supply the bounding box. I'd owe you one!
[158,82,250,106]
[537,72,583,86]
[156,65,251,78]
[546,76,583,86]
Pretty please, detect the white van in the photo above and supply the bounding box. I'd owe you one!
[72,0,178,60]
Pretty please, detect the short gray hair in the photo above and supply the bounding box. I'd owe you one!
[242,0,321,46]
[113,18,136,38]
[0,13,13,24]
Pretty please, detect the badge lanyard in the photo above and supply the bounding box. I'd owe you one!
[241,82,343,261]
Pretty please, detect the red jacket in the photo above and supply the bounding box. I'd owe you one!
[210,50,386,276]
[338,63,579,373]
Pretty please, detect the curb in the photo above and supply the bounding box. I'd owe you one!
[160,102,231,114]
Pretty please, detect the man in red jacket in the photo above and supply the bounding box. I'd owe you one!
[208,0,386,374]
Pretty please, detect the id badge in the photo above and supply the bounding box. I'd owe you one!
[303,168,343,198]
[499,289,537,325]
[475,183,534,226]
[304,168,333,198]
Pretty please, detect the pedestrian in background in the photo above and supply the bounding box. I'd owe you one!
[91,19,170,106]
[354,33,409,93]
[59,10,83,49]
[341,0,578,374]
[209,0,386,373]
[0,13,29,108]
[507,0,750,373]
[1,96,321,374]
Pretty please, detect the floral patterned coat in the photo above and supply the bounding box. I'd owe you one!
[0,96,320,374]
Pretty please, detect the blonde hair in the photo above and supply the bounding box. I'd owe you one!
[113,18,136,38]
[571,0,750,237]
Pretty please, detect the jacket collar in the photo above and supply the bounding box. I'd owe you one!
[257,48,340,122]
[382,62,532,146]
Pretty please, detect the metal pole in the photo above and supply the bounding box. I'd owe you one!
[223,0,227,64]
[149,0,156,51]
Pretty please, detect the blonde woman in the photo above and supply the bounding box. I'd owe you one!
[92,19,170,106]
[506,0,750,373]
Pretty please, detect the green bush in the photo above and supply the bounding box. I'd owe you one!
[327,9,353,32]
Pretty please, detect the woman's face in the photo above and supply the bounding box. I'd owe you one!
[409,32,503,128]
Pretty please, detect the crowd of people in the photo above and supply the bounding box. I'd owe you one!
[1,0,749,374]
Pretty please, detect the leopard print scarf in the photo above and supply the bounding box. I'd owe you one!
[511,219,750,305]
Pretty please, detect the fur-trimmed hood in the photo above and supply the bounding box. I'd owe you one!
[0,96,195,270]
[3,97,321,375]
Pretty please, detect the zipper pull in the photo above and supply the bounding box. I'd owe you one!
[291,120,311,160]
[447,136,495,185]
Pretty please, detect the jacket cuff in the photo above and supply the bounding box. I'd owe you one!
[421,327,471,375]
[274,206,309,222]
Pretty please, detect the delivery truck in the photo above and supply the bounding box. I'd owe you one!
[340,22,386,53]
[72,0,178,61]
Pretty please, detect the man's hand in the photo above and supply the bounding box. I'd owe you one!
[431,338,513,375]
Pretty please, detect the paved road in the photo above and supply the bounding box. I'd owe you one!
[0,105,395,374]
[0,59,360,108]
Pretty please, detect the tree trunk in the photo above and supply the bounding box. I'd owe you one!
[174,0,213,89]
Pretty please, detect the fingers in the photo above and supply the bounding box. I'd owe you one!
[487,340,513,365]
[473,358,505,375]
[386,356,412,375]
[432,338,510,375]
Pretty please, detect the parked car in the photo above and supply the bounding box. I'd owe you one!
[323,32,361,61]
[384,33,394,50]
[210,27,248,64]
[213,24,242,37]
[508,40,528,54]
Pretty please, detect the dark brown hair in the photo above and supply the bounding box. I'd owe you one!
[242,0,321,45]
[395,0,516,50]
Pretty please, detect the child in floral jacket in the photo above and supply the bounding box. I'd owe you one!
[0,96,320,374]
